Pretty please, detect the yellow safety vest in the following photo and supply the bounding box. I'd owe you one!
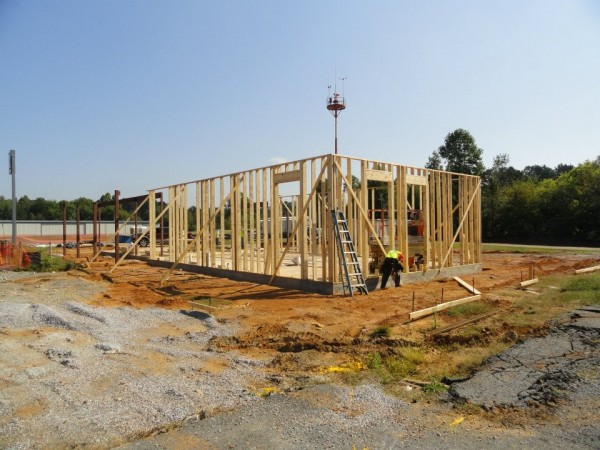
[386,250,399,259]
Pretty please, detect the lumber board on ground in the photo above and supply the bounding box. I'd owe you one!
[454,276,481,295]
[520,278,539,287]
[428,310,498,336]
[575,265,600,274]
[409,295,481,321]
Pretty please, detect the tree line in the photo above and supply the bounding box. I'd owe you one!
[427,129,599,245]
[0,193,142,222]
[1,130,598,245]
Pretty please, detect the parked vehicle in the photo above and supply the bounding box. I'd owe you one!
[133,227,194,247]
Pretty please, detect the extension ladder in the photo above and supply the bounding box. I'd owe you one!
[331,209,368,297]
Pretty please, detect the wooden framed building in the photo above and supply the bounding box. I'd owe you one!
[120,154,481,294]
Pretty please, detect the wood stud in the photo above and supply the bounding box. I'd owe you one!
[143,154,481,287]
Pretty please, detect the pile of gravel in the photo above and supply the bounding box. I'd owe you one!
[0,272,268,449]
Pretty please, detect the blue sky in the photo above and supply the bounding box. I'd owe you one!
[1,0,599,200]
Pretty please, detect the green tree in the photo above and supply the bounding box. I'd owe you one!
[0,196,12,220]
[523,165,555,181]
[425,151,443,170]
[481,154,525,238]
[17,195,32,219]
[436,129,485,175]
[555,163,574,176]
[494,180,541,241]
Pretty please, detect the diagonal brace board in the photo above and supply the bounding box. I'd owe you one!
[334,159,386,257]
[438,179,481,270]
[88,195,150,267]
[108,189,182,272]
[269,162,328,281]
[159,176,243,286]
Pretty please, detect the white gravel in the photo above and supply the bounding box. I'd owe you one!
[0,271,266,449]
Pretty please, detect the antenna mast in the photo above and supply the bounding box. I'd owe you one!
[326,77,347,155]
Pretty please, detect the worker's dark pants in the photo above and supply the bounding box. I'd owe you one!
[380,257,402,288]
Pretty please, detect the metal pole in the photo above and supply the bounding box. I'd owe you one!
[62,203,67,256]
[134,202,138,256]
[114,190,120,263]
[334,114,338,155]
[93,202,98,257]
[9,150,16,245]
[76,206,81,258]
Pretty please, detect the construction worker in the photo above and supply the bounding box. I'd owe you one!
[380,249,404,289]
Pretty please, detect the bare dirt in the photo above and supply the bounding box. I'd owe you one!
[1,249,599,449]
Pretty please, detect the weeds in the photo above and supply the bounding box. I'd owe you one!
[446,302,492,318]
[21,254,76,272]
[385,357,417,378]
[369,325,391,338]
[365,351,421,383]
[366,353,383,371]
[422,379,448,394]
[561,275,600,293]
[399,347,425,364]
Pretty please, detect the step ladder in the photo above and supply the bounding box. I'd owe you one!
[331,209,368,297]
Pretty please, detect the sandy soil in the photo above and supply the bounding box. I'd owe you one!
[1,249,598,449]
[89,251,599,371]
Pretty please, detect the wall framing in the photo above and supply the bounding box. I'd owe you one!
[123,154,481,292]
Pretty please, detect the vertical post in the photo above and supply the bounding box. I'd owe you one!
[114,190,120,264]
[75,206,81,258]
[334,115,338,155]
[160,195,165,257]
[299,161,307,279]
[134,202,138,256]
[149,191,156,260]
[76,206,81,258]
[261,170,268,273]
[93,202,98,257]
[220,178,225,269]
[196,181,201,265]
[97,203,102,253]
[360,160,368,279]
[9,150,17,246]
[327,154,336,282]
[62,202,67,257]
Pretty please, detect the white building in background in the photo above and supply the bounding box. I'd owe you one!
[0,221,149,238]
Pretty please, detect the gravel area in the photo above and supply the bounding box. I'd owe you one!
[1,270,599,449]
[0,271,268,449]
[451,305,600,409]
[123,304,600,450]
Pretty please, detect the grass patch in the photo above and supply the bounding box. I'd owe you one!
[422,379,448,394]
[369,325,391,338]
[506,272,600,330]
[446,302,493,318]
[21,253,76,272]
[365,351,421,383]
[399,347,425,364]
[482,243,598,255]
[561,275,600,293]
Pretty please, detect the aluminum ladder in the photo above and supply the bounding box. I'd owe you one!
[331,209,368,297]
